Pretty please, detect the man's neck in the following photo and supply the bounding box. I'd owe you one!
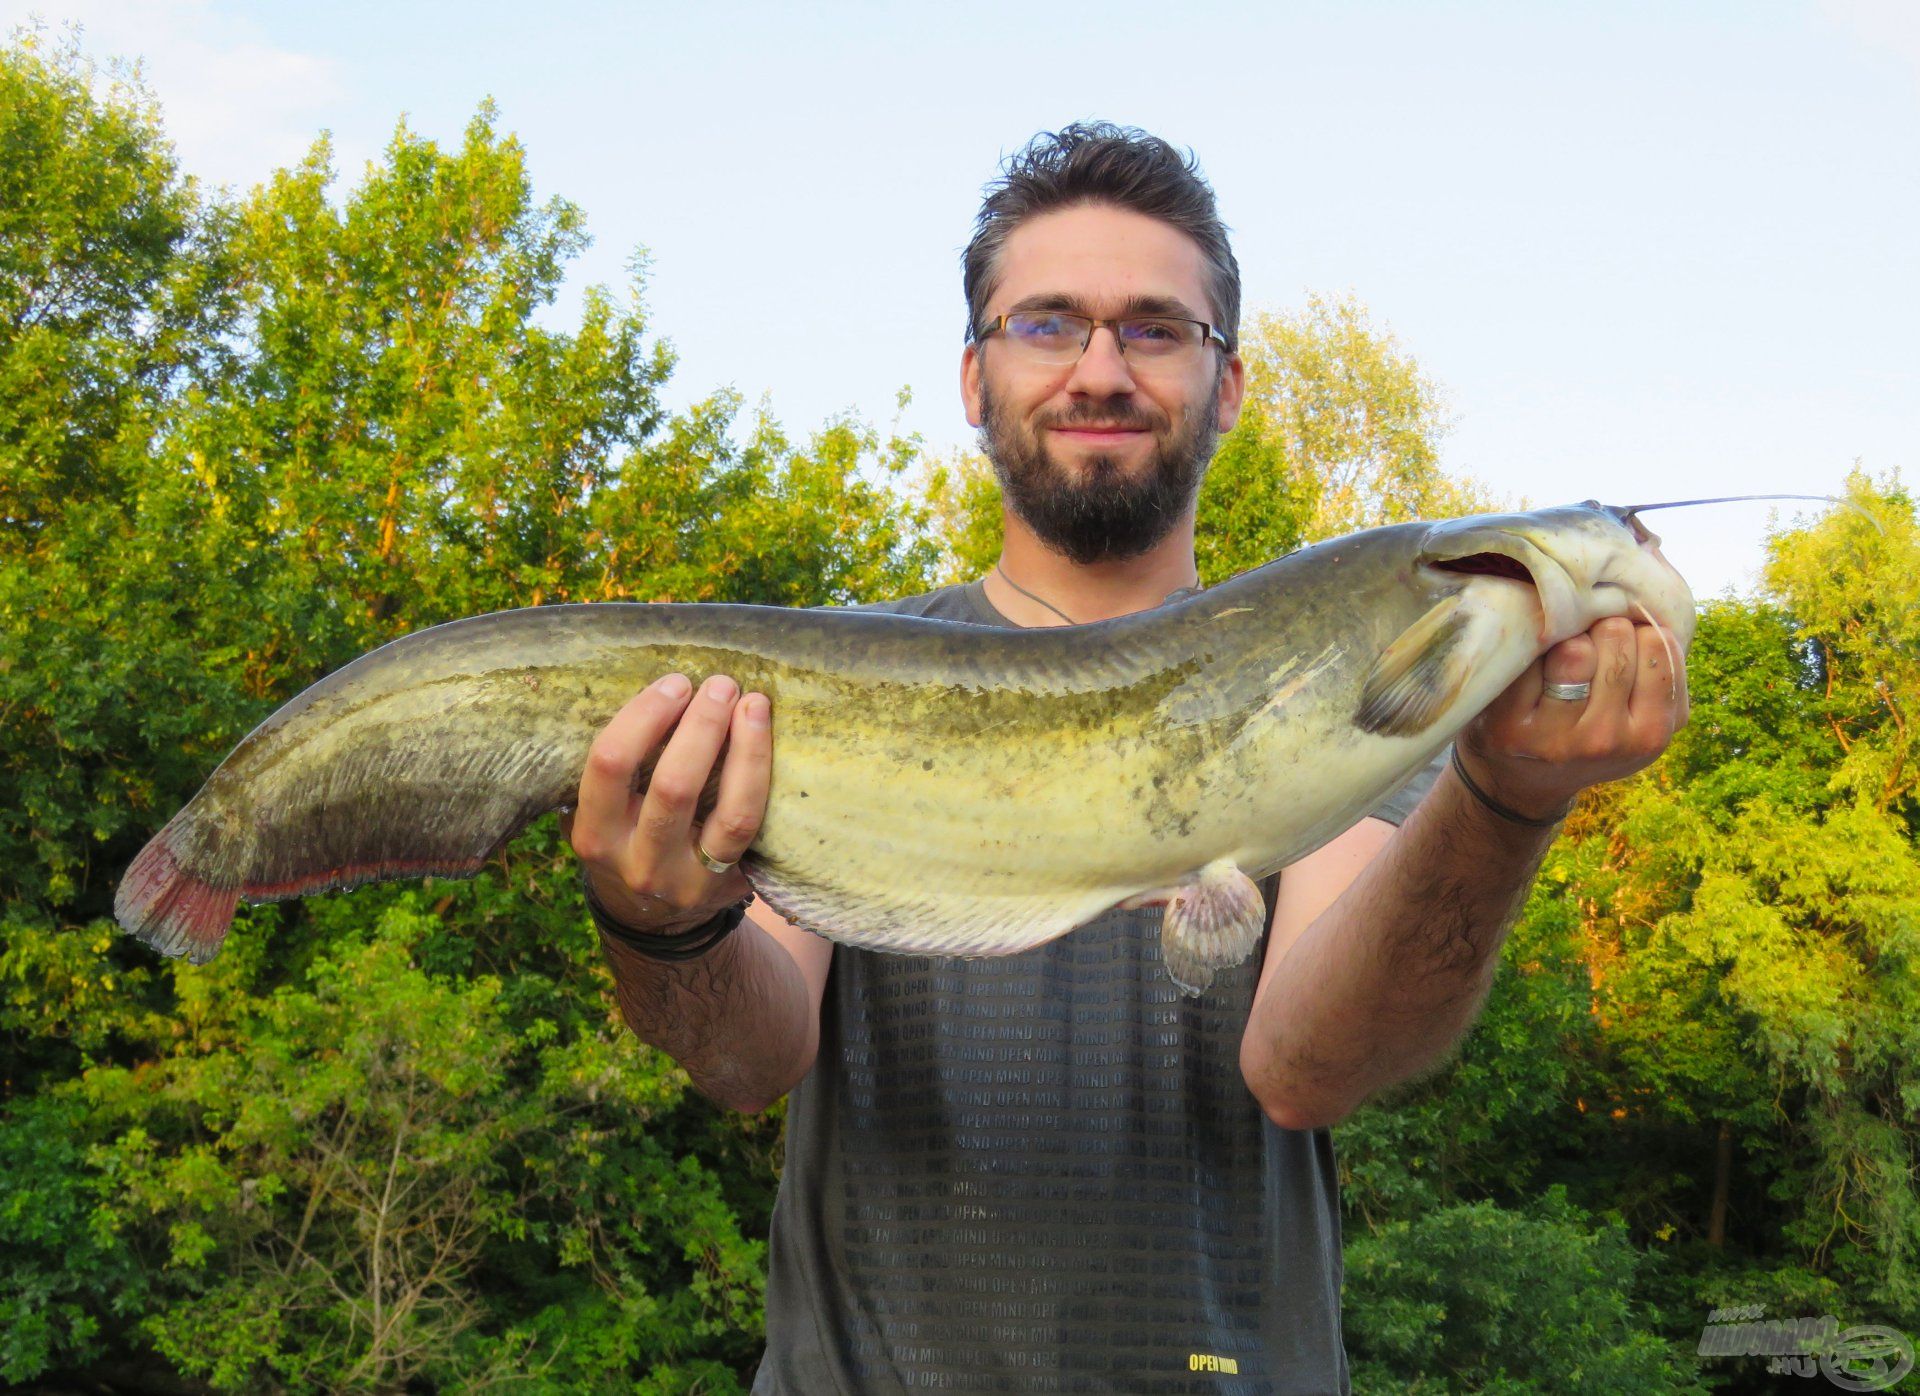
[983,515,1201,628]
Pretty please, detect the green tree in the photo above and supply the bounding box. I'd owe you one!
[0,29,235,916]
[1345,1189,1709,1395]
[1580,472,1920,1323]
[1196,294,1508,580]
[0,28,228,541]
[916,445,1004,584]
[1,35,935,1389]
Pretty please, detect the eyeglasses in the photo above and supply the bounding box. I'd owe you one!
[973,311,1229,366]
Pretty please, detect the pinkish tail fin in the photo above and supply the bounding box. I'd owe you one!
[114,819,241,965]
[116,811,516,965]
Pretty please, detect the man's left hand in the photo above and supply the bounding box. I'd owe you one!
[1456,615,1691,822]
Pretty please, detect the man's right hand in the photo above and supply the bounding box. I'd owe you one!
[562,672,773,935]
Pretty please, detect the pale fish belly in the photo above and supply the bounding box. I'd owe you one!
[745,681,1190,958]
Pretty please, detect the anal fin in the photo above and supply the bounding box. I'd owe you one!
[1123,858,1267,997]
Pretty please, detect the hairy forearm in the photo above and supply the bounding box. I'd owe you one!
[1242,766,1558,1129]
[600,915,818,1114]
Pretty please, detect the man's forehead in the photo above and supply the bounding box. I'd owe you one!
[989,205,1212,317]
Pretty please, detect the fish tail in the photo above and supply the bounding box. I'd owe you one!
[114,813,242,965]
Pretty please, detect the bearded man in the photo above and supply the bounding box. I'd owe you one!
[564,124,1689,1394]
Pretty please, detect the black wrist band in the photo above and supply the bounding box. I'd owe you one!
[581,866,750,963]
[1449,744,1572,829]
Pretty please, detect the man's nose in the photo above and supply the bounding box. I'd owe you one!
[1062,324,1136,397]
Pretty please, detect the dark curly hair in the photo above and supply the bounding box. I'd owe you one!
[962,122,1240,352]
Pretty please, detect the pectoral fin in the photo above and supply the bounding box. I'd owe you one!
[1355,594,1473,737]
[1123,858,1267,997]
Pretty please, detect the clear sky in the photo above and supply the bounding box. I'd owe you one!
[8,0,1916,599]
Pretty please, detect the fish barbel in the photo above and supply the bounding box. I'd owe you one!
[115,500,1696,994]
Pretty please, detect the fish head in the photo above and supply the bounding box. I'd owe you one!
[1413,500,1697,652]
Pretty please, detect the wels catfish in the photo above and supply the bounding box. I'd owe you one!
[116,499,1701,994]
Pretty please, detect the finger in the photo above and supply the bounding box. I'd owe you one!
[1627,623,1685,738]
[1536,631,1599,720]
[1578,617,1639,729]
[699,691,773,868]
[634,673,739,858]
[571,674,694,862]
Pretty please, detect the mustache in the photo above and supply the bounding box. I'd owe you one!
[1035,400,1163,433]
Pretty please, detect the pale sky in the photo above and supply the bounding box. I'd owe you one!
[7,0,1916,599]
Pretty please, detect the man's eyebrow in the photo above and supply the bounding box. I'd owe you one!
[1003,292,1205,320]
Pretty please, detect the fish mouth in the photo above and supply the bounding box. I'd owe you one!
[1418,528,1580,645]
[1427,551,1536,585]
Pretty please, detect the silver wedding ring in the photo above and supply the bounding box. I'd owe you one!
[695,842,738,875]
[1543,681,1593,702]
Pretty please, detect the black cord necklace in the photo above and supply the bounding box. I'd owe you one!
[992,562,1203,627]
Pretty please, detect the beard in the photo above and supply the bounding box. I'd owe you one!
[977,374,1222,566]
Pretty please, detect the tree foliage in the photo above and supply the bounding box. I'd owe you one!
[1346,1189,1708,1395]
[1196,294,1509,579]
[1,32,926,1391]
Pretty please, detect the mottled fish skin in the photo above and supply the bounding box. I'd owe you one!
[114,502,1696,981]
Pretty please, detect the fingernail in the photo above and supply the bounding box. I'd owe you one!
[656,673,691,699]
[705,675,738,704]
[744,693,769,725]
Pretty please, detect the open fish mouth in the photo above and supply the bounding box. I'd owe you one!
[1426,550,1536,585]
[1417,526,1577,647]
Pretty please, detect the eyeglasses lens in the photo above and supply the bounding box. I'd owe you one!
[1002,313,1202,364]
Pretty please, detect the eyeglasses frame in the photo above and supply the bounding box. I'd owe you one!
[972,311,1231,362]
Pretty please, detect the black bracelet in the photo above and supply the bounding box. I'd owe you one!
[1449,744,1573,829]
[581,866,750,963]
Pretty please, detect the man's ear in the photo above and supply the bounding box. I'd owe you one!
[1215,350,1246,435]
[961,343,984,428]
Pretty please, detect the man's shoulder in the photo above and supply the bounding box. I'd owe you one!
[836,580,1006,627]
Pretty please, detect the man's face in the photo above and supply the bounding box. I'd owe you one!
[961,203,1245,565]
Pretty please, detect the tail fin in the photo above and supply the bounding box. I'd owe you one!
[114,815,242,965]
[110,602,652,964]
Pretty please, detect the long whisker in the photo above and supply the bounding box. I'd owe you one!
[1616,493,1885,534]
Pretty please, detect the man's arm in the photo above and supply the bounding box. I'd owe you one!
[1239,781,1552,1130]
[1240,614,1690,1130]
[598,900,831,1115]
[565,672,830,1115]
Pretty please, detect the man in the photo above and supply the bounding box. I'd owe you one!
[564,124,1687,1393]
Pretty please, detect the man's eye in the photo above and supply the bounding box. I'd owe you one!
[1122,319,1179,343]
[1012,314,1072,339]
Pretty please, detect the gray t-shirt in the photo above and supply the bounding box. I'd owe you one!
[754,580,1443,1395]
